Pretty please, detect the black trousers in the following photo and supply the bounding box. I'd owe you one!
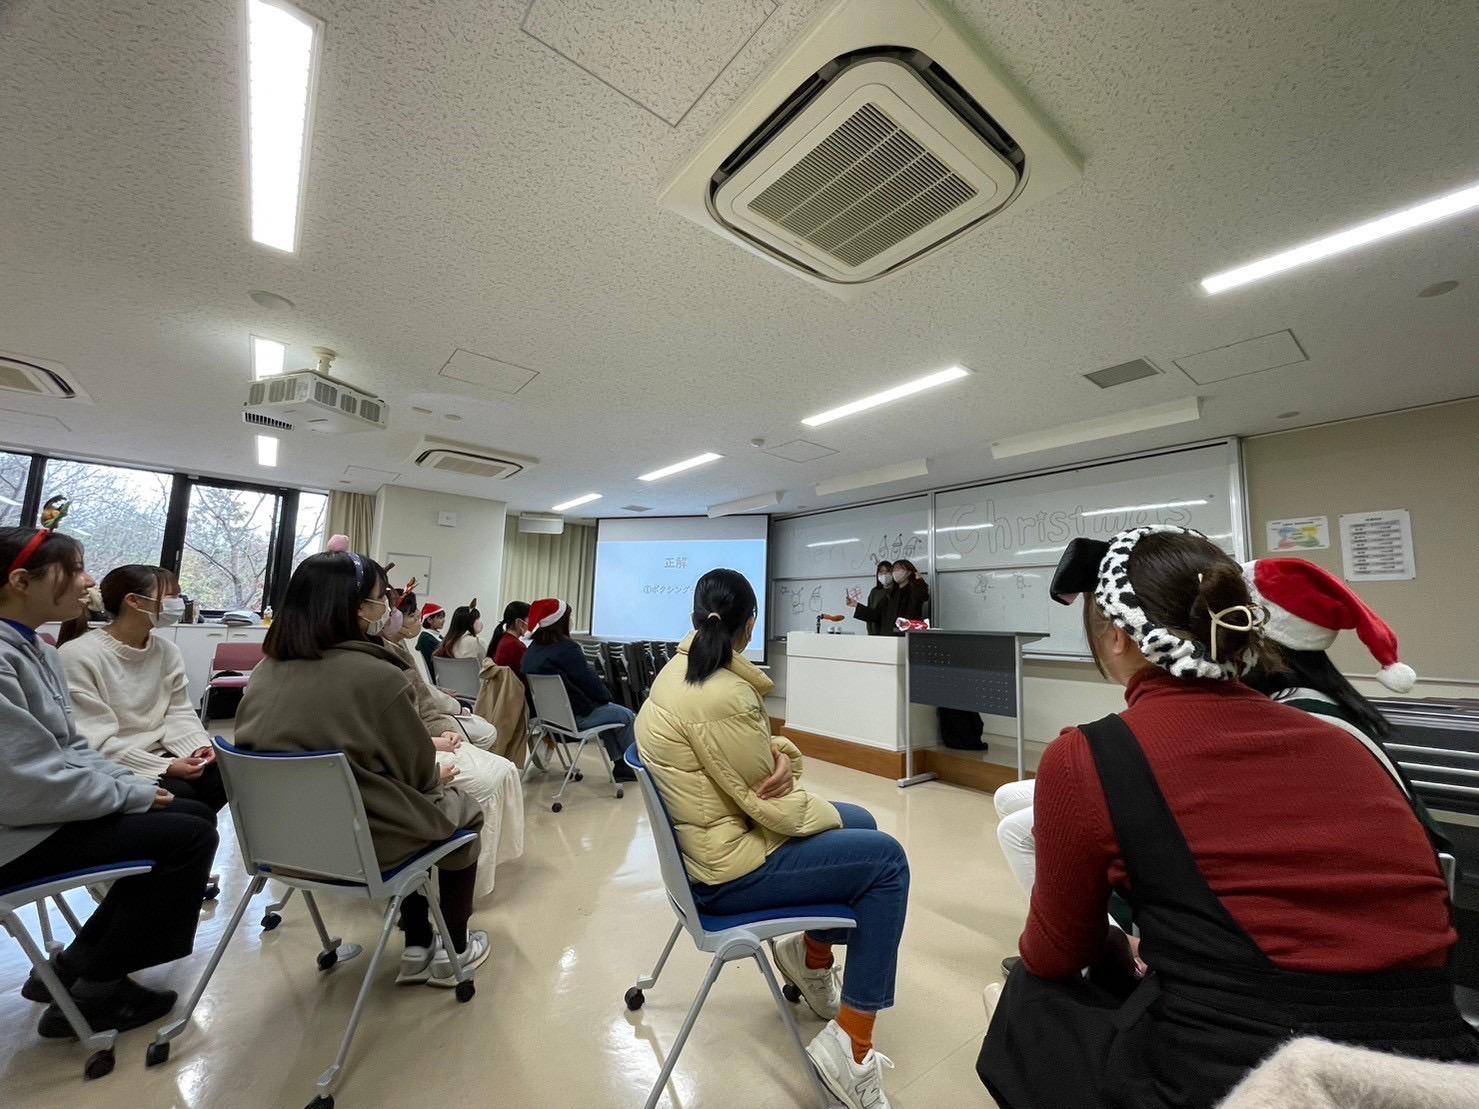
[399,865,476,952]
[160,762,229,813]
[0,801,218,980]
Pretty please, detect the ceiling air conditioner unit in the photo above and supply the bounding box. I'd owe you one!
[659,0,1079,298]
[518,513,565,535]
[243,350,387,434]
[409,437,531,481]
[0,352,91,401]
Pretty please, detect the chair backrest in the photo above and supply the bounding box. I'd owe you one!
[624,745,704,939]
[604,648,637,710]
[528,673,579,735]
[211,641,264,673]
[434,655,480,700]
[213,736,386,894]
[622,642,653,705]
[408,648,435,689]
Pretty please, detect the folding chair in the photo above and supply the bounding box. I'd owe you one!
[528,674,626,813]
[432,655,480,706]
[146,738,480,1109]
[621,745,854,1109]
[2,862,155,1080]
[198,641,264,728]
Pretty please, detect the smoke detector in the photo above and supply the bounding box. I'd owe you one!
[659,0,1078,298]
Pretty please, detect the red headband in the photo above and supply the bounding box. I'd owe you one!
[7,529,50,578]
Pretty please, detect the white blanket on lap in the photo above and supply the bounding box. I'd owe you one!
[1216,1038,1479,1109]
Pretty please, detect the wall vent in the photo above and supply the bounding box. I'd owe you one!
[243,411,294,431]
[659,0,1079,298]
[620,504,654,513]
[0,352,91,401]
[408,437,532,480]
[1084,359,1161,389]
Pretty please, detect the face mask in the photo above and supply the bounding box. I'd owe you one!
[878,573,890,587]
[891,568,909,584]
[473,620,484,635]
[362,598,391,636]
[153,596,186,628]
[385,608,405,640]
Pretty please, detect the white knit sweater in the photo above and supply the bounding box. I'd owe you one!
[60,630,209,780]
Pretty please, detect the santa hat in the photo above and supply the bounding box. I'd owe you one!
[527,597,569,631]
[1242,558,1416,693]
[420,602,445,620]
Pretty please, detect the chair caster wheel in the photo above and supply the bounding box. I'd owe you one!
[261,912,282,931]
[625,987,645,1011]
[84,1048,115,1080]
[615,788,624,799]
[573,770,584,781]
[455,979,475,1003]
[783,983,802,1004]
[306,1096,334,1109]
[203,882,220,901]
[145,1041,170,1067]
[317,950,338,971]
[551,802,563,813]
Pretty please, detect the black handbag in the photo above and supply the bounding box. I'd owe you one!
[937,706,987,751]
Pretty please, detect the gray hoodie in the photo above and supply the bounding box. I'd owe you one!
[0,620,156,868]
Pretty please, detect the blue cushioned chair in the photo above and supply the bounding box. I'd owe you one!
[1,861,155,1079]
[144,737,481,1109]
[622,745,856,1109]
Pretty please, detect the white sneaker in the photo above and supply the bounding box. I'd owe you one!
[396,943,435,985]
[427,930,490,987]
[773,934,841,1020]
[806,1020,894,1109]
[983,981,1002,1023]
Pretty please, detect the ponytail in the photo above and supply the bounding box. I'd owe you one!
[488,600,530,659]
[686,568,758,685]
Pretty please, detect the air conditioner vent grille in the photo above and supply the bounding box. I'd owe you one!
[243,411,294,431]
[745,101,977,268]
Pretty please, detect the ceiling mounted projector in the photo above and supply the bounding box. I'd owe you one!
[242,349,387,434]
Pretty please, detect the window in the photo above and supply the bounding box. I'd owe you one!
[40,458,172,575]
[0,451,33,528]
[291,490,328,571]
[179,483,283,612]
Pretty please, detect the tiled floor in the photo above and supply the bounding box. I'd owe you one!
[1,754,1019,1107]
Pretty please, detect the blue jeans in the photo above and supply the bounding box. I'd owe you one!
[577,702,636,764]
[691,803,909,1012]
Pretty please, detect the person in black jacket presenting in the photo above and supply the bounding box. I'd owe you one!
[849,560,929,635]
[522,598,635,783]
[851,561,895,636]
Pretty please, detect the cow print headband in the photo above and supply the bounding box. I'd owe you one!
[1094,524,1262,681]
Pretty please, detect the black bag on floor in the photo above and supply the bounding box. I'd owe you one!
[938,707,987,751]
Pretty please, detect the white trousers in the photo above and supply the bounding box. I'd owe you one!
[993,779,1037,897]
[436,744,525,899]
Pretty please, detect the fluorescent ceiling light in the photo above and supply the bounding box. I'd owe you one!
[990,398,1201,460]
[638,452,722,482]
[256,434,279,467]
[1201,181,1479,294]
[1079,498,1207,517]
[251,335,287,379]
[802,366,970,427]
[936,553,962,560]
[551,493,602,512]
[815,458,929,498]
[708,491,781,518]
[806,537,860,548]
[1016,546,1068,557]
[935,522,997,533]
[247,0,322,253]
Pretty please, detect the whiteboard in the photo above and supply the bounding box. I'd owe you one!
[932,443,1238,572]
[770,576,875,638]
[771,496,930,579]
[936,567,1087,656]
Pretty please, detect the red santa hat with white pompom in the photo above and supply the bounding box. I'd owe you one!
[1241,558,1416,693]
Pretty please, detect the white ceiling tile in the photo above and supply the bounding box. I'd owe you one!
[1173,330,1309,385]
[438,349,539,395]
[764,439,839,463]
[523,0,776,125]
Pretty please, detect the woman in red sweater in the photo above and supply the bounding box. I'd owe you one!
[978,526,1475,1109]
[487,601,530,686]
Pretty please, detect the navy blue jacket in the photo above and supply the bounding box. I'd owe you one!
[523,637,610,718]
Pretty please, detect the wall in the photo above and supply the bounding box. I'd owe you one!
[370,485,507,616]
[1245,398,1479,686]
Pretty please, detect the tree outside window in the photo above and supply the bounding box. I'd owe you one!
[180,484,279,612]
[39,459,172,575]
[0,452,32,528]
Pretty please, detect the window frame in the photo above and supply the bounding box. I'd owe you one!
[5,447,327,617]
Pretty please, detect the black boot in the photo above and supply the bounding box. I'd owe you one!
[20,951,79,1003]
[36,978,177,1039]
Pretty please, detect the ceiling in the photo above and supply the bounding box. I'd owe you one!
[1,0,1477,521]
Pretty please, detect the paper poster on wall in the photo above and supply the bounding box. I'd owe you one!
[387,552,432,599]
[1338,510,1415,582]
[1265,516,1330,552]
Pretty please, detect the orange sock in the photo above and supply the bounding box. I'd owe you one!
[836,1005,875,1065]
[804,935,834,970]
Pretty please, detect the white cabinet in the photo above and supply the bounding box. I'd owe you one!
[36,622,269,707]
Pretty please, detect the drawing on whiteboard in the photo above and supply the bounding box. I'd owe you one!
[809,585,823,611]
[780,584,807,615]
[864,532,923,568]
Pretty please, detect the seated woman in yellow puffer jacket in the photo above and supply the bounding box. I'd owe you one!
[636,568,910,1109]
